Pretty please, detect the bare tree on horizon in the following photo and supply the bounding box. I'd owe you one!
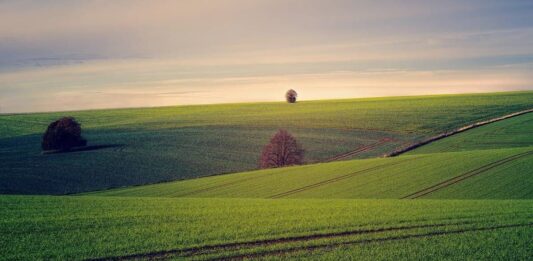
[286,89,297,103]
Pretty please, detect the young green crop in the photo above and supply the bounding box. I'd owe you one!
[1,91,532,195]
[1,196,532,260]
[90,147,533,199]
[407,111,533,154]
[2,91,532,139]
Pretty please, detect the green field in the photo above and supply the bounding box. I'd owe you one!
[91,112,533,199]
[1,92,532,260]
[91,147,533,199]
[1,91,533,195]
[1,196,532,260]
[407,110,533,154]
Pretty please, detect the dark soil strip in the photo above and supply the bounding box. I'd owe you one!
[386,108,533,157]
[402,150,533,199]
[325,138,394,162]
[214,222,533,261]
[85,220,477,261]
[269,157,418,199]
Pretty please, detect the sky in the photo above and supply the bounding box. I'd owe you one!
[0,0,532,113]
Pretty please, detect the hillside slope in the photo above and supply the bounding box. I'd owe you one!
[91,112,533,199]
[91,147,533,199]
[407,111,533,154]
[1,91,532,194]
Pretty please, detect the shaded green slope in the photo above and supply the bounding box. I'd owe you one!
[1,195,532,260]
[90,147,533,199]
[1,127,402,195]
[2,91,532,195]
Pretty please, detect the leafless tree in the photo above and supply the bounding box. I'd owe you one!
[42,117,87,151]
[260,129,304,168]
[286,89,297,103]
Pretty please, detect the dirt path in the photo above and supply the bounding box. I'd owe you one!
[269,157,417,199]
[402,150,533,199]
[387,108,533,157]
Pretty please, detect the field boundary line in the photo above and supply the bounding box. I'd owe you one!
[325,138,395,162]
[85,220,478,261]
[213,222,533,260]
[269,157,418,199]
[402,150,533,199]
[386,108,533,157]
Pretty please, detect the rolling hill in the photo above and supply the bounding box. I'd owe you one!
[2,92,532,260]
[1,91,533,195]
[91,111,533,199]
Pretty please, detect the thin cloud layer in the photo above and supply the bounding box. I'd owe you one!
[0,0,532,112]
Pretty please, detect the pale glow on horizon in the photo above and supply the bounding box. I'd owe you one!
[0,0,532,113]
[1,59,531,113]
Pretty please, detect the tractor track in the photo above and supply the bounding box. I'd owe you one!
[215,222,533,261]
[86,222,532,261]
[269,157,418,199]
[86,220,477,261]
[176,165,314,197]
[402,150,533,199]
[325,138,395,162]
[179,137,395,197]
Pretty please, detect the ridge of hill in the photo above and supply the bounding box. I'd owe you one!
[90,112,533,199]
[1,91,532,195]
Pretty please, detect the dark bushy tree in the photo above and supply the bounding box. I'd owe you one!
[42,117,87,151]
[286,89,297,103]
[260,129,304,168]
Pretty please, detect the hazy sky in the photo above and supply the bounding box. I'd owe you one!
[1,0,532,113]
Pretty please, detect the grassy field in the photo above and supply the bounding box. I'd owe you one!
[1,196,532,260]
[91,110,533,199]
[1,91,533,195]
[407,111,533,154]
[90,147,533,199]
[2,92,532,260]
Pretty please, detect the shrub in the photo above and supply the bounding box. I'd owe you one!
[42,117,87,151]
[286,89,297,103]
[260,129,304,168]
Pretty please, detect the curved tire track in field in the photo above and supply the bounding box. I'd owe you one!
[402,150,533,199]
[85,220,477,261]
[325,138,395,162]
[269,157,418,199]
[181,137,397,197]
[86,222,532,260]
[176,166,315,197]
[215,222,533,261]
[387,108,533,157]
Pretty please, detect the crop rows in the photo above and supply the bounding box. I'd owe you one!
[92,147,533,199]
[2,196,532,260]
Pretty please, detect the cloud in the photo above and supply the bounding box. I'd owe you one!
[0,0,532,112]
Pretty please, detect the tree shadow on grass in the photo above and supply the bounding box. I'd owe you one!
[41,144,125,155]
